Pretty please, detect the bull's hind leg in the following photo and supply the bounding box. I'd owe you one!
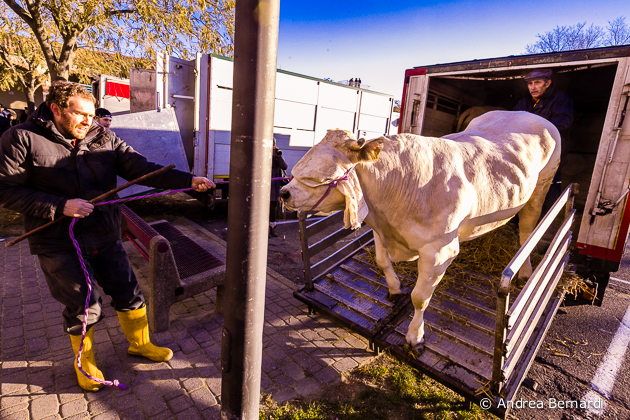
[373,233,402,301]
[406,238,459,346]
[516,175,554,280]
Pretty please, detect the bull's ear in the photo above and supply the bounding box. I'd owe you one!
[358,138,384,162]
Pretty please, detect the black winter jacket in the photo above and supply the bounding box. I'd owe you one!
[513,84,573,159]
[0,103,193,254]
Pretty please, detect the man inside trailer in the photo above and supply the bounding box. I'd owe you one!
[514,68,573,213]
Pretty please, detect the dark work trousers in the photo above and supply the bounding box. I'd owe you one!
[269,201,278,223]
[38,240,145,335]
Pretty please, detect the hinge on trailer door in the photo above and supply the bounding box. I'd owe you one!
[592,188,630,216]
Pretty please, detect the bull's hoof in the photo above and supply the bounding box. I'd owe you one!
[386,292,404,303]
[403,341,424,358]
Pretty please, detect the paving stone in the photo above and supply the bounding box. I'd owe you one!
[178,338,201,354]
[272,388,297,404]
[272,374,294,389]
[189,387,217,411]
[267,367,283,379]
[88,398,113,416]
[294,378,321,397]
[29,394,59,420]
[205,377,221,397]
[176,407,203,420]
[0,371,28,395]
[58,392,84,405]
[119,407,145,420]
[2,337,25,350]
[314,366,339,384]
[201,405,221,420]
[111,393,137,414]
[92,410,120,420]
[283,363,305,381]
[2,326,25,340]
[333,358,358,373]
[0,394,28,410]
[132,382,157,398]
[64,412,89,420]
[172,394,197,413]
[59,398,87,418]
[183,377,205,392]
[0,402,29,418]
[139,396,168,417]
[0,409,30,420]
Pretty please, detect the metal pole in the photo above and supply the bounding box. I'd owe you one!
[221,0,280,419]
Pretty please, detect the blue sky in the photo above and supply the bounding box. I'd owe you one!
[276,0,629,99]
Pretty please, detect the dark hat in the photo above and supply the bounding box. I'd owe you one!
[523,69,552,81]
[95,108,111,118]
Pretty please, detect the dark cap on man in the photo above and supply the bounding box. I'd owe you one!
[95,108,111,118]
[524,69,552,81]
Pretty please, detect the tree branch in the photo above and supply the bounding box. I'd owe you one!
[2,0,34,26]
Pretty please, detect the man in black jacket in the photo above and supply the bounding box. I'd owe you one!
[514,68,573,214]
[0,81,214,391]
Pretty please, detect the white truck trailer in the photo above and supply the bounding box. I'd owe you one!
[122,53,395,200]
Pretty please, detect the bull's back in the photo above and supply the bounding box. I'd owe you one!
[442,111,560,233]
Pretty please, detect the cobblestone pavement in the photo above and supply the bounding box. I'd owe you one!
[0,217,375,419]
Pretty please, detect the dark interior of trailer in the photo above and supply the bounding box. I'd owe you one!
[420,63,619,214]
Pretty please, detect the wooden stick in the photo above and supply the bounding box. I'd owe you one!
[5,164,177,248]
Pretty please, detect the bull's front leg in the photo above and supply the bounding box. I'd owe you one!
[406,238,460,346]
[373,232,402,301]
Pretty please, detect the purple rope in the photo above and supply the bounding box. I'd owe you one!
[68,175,291,388]
[309,166,355,211]
[69,218,127,390]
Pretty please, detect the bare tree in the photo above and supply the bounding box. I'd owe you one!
[604,17,630,46]
[526,22,604,53]
[526,17,630,53]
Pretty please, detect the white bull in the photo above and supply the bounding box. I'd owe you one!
[280,110,560,347]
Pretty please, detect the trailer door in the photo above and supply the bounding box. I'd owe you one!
[577,57,630,263]
[400,68,428,135]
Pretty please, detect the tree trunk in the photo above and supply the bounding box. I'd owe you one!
[24,84,37,112]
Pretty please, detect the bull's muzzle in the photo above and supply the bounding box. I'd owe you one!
[280,189,291,201]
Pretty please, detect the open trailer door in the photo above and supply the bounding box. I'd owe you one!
[577,57,630,268]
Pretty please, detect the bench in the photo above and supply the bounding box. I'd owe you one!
[120,204,225,332]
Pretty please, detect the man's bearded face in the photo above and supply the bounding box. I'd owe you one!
[54,97,95,140]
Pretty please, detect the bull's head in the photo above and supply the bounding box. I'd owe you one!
[280,129,384,228]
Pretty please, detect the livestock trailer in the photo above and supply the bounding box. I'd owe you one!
[125,53,396,201]
[293,45,630,418]
[400,45,630,301]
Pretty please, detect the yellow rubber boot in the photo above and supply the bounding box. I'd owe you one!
[117,306,173,362]
[70,328,104,392]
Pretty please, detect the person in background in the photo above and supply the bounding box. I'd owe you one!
[0,104,11,134]
[514,68,573,214]
[8,109,17,126]
[270,137,288,237]
[94,108,112,128]
[0,81,215,392]
[19,107,29,124]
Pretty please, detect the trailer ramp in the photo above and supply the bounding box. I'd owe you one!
[294,185,577,418]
